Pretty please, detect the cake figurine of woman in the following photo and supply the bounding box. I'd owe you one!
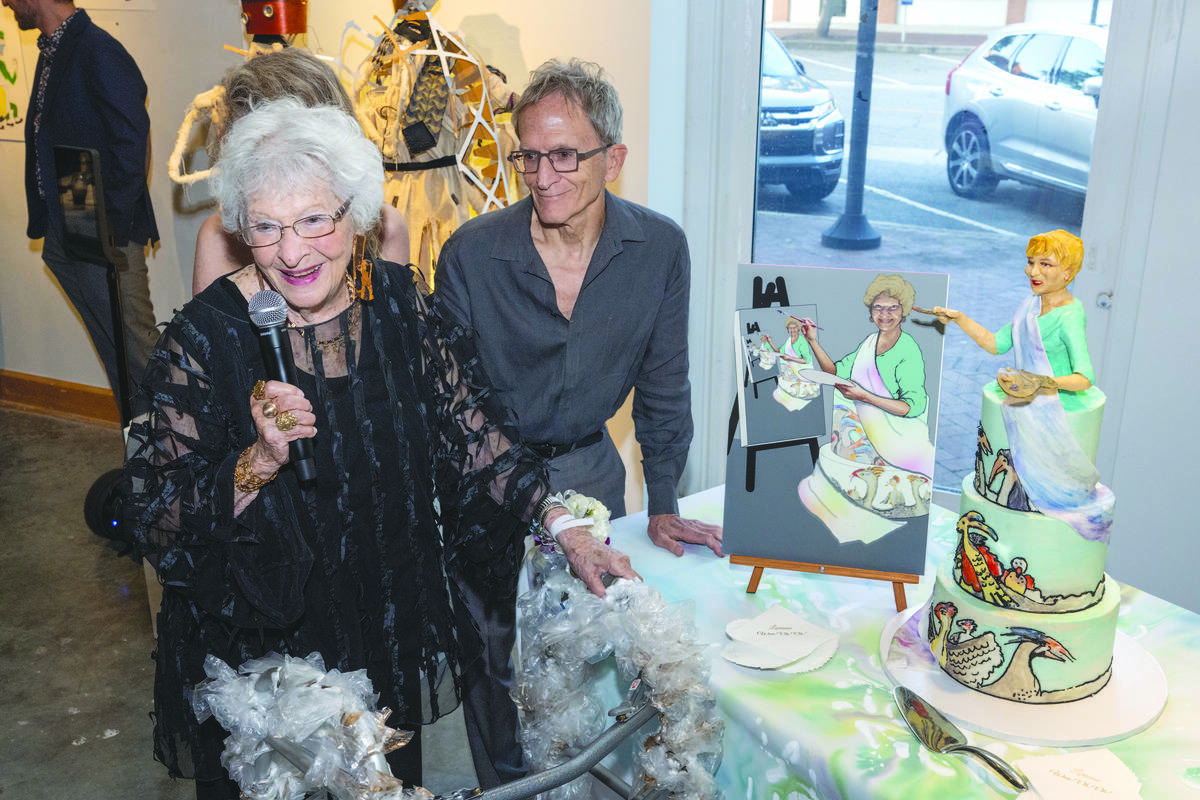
[797,273,934,544]
[930,229,1113,542]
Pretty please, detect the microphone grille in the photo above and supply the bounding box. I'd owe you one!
[248,290,288,329]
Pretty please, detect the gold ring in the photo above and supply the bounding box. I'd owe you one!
[262,401,278,418]
[275,411,298,432]
[252,380,267,400]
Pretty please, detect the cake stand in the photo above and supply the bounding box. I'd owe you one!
[879,605,1168,747]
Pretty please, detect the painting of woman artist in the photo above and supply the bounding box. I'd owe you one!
[797,273,935,545]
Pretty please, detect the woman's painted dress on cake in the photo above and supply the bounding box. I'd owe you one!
[797,274,934,544]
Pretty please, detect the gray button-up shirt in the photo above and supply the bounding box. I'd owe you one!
[436,192,693,516]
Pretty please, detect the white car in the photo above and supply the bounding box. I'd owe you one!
[943,22,1106,198]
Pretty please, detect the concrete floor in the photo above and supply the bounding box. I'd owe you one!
[0,406,477,799]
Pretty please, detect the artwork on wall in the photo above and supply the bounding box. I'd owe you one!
[724,263,949,585]
[0,10,33,141]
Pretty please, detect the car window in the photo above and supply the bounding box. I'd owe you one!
[982,34,1028,72]
[762,32,799,78]
[1056,37,1104,90]
[1010,34,1067,82]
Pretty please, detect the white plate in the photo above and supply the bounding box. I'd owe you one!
[879,606,1168,747]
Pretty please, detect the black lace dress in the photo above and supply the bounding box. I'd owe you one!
[123,260,546,784]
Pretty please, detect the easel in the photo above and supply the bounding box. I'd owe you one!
[730,555,918,612]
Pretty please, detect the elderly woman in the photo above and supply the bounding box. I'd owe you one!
[124,99,633,799]
[190,48,409,295]
[797,274,933,542]
[803,273,928,420]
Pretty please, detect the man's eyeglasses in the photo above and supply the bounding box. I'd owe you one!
[507,145,611,174]
[239,198,352,247]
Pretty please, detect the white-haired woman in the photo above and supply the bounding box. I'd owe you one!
[124,99,634,799]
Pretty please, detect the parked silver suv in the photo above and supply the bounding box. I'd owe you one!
[943,22,1106,198]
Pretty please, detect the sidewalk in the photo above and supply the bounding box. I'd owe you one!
[770,22,984,56]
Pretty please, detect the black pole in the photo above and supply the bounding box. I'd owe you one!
[822,0,881,250]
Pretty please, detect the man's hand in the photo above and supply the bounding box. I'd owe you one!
[648,514,724,558]
[556,527,641,597]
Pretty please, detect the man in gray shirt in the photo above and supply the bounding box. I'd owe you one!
[436,58,721,787]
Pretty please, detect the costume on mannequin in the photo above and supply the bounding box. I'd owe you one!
[354,0,521,290]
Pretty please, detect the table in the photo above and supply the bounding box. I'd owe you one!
[557,486,1200,799]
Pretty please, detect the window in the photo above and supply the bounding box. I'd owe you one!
[1010,34,1067,82]
[984,34,1029,73]
[753,19,1105,494]
[1056,37,1104,91]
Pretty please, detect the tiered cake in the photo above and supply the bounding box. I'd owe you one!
[926,381,1118,704]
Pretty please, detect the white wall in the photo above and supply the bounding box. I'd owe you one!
[0,0,654,388]
[1076,0,1199,613]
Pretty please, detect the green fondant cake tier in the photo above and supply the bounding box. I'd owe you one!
[956,475,1107,607]
[927,558,1119,703]
[973,382,1106,507]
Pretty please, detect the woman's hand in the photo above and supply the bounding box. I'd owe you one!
[249,380,317,474]
[548,507,641,598]
[929,306,962,324]
[798,317,819,342]
[837,380,912,417]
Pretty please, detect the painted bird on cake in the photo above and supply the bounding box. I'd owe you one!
[928,601,1003,687]
[987,448,1033,511]
[954,511,1012,607]
[979,627,1109,703]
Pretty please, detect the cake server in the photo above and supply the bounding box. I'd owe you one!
[894,686,1029,791]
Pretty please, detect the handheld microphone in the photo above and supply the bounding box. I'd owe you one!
[247,289,317,484]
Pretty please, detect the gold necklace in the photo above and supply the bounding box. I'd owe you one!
[289,275,361,354]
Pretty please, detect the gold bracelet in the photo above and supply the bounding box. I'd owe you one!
[234,446,276,493]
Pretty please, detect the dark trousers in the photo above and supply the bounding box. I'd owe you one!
[458,431,628,788]
[42,233,158,400]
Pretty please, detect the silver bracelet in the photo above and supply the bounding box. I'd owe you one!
[535,492,568,527]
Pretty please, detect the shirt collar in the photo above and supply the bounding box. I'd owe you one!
[494,191,648,264]
[37,8,80,57]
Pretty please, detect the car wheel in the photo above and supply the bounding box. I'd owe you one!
[785,173,840,203]
[946,119,999,198]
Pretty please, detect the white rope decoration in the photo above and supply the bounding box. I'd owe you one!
[166,85,224,186]
[515,555,725,799]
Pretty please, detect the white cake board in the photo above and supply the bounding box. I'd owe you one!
[879,606,1168,747]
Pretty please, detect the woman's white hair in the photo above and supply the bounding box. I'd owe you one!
[213,98,384,236]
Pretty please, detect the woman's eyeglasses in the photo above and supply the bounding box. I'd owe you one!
[239,198,352,247]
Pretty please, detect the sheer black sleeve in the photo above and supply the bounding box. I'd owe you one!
[123,300,314,628]
[405,274,549,591]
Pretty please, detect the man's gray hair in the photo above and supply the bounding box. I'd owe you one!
[213,98,384,236]
[513,58,623,145]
